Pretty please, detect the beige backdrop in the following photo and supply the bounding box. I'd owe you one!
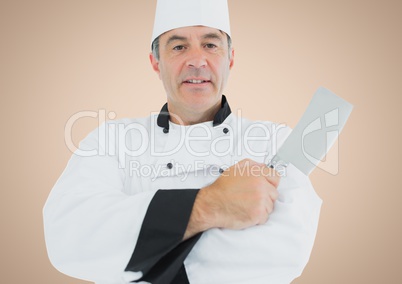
[1,0,401,283]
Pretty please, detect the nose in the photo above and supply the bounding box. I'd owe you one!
[186,48,207,68]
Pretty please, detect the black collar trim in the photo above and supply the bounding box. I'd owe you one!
[157,95,232,130]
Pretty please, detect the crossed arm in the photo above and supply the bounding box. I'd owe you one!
[184,159,280,240]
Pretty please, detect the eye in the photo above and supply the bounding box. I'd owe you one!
[173,45,185,51]
[205,43,217,49]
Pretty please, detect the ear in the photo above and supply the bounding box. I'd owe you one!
[149,52,161,77]
[229,48,235,69]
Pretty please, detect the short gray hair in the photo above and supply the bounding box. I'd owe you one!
[151,32,232,61]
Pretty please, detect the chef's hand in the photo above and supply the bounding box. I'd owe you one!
[184,159,280,240]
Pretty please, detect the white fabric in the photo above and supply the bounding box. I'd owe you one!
[151,0,231,44]
[43,113,322,284]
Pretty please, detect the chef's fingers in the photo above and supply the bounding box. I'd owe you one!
[261,165,281,188]
[237,158,259,168]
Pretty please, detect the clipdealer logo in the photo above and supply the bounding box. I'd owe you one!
[301,108,340,175]
[63,108,344,176]
[63,109,288,163]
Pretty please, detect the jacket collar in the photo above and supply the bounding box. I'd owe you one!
[157,95,232,131]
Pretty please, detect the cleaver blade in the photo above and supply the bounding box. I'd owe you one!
[268,87,353,176]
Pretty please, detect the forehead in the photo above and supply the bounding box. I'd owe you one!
[160,26,227,43]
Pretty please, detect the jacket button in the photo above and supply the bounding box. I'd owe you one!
[163,128,169,134]
[167,162,173,169]
[223,128,229,134]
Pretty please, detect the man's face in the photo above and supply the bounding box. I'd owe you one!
[150,26,234,122]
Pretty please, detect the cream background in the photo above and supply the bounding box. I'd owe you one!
[1,0,401,283]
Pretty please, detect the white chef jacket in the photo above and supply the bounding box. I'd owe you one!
[43,97,322,284]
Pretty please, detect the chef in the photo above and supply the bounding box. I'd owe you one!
[43,0,322,283]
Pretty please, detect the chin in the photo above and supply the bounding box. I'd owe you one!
[184,94,219,109]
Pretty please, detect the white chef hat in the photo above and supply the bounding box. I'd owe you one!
[151,0,231,46]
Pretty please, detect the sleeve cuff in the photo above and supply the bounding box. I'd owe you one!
[125,189,200,276]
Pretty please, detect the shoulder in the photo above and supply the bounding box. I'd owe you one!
[77,115,156,151]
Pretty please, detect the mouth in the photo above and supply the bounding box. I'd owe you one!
[183,79,211,84]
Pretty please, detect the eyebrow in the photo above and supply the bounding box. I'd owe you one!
[165,32,224,47]
[165,35,187,47]
[201,32,224,43]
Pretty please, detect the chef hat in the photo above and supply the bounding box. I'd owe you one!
[151,0,231,46]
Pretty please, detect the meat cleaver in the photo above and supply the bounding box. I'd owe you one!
[268,87,353,176]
